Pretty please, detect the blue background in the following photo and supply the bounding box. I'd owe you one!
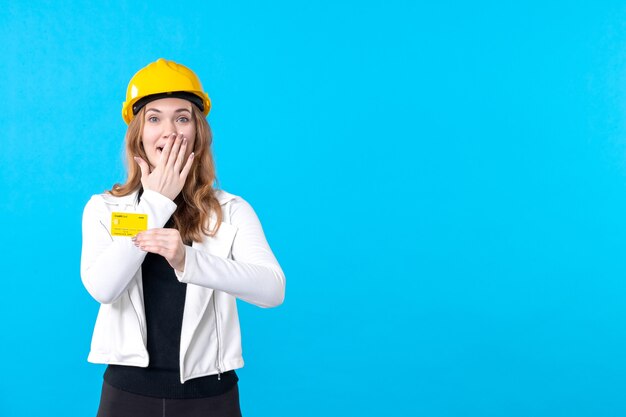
[1,1,626,416]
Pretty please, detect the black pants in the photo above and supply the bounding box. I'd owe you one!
[96,381,243,417]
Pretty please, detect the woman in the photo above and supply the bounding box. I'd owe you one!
[81,58,286,417]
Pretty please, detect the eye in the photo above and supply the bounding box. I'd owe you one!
[147,116,158,123]
[177,116,190,123]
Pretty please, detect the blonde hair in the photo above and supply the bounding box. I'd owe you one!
[109,105,223,242]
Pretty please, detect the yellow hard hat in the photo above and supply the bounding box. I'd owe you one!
[121,58,211,124]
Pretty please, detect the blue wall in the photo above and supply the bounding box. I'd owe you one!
[1,1,626,416]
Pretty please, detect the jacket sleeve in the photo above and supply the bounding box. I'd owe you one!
[80,190,178,304]
[175,197,286,308]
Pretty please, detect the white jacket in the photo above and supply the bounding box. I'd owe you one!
[81,188,285,383]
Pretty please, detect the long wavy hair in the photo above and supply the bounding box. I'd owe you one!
[108,105,223,242]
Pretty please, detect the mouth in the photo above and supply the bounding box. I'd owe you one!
[156,146,164,155]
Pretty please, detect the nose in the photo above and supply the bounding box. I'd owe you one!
[162,119,177,138]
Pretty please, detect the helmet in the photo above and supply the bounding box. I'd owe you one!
[121,58,211,124]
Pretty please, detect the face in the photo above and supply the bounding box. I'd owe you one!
[141,97,196,168]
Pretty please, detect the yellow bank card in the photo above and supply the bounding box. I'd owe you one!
[111,212,148,237]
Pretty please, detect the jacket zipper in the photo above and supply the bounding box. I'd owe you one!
[128,202,147,352]
[212,294,222,380]
[128,295,146,347]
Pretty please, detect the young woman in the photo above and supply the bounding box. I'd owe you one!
[81,58,286,417]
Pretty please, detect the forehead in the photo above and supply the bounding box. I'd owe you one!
[145,97,193,112]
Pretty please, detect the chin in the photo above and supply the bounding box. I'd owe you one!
[147,158,158,169]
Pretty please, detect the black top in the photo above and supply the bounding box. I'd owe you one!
[104,217,237,399]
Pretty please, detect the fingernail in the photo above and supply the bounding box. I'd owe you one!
[190,152,195,159]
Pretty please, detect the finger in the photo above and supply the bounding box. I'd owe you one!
[159,134,176,166]
[138,237,177,251]
[137,244,165,255]
[174,136,188,173]
[179,152,195,181]
[134,232,178,247]
[139,239,173,250]
[167,134,183,168]
[133,157,150,179]
[137,228,179,237]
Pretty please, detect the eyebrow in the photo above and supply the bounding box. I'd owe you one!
[145,108,192,113]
